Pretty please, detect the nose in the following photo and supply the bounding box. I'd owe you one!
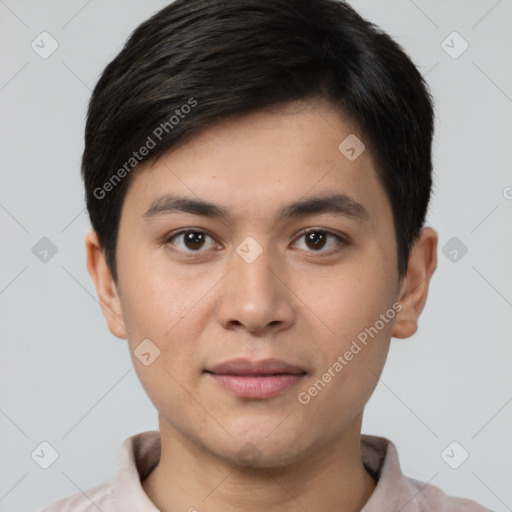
[215,243,295,335]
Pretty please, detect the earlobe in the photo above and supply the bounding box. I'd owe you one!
[392,227,438,339]
[85,230,128,340]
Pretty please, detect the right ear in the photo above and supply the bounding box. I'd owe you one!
[85,230,128,339]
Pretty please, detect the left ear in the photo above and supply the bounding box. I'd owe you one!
[393,227,438,339]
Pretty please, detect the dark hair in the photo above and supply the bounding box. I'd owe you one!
[82,0,435,284]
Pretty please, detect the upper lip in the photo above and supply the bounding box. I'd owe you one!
[206,358,306,376]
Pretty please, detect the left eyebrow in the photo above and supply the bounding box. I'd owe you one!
[278,193,368,221]
[142,192,369,223]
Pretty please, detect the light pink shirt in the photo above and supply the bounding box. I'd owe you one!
[42,430,491,511]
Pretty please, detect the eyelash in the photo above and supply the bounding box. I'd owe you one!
[164,228,350,256]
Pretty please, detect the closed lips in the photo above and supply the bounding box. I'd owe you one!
[205,358,307,376]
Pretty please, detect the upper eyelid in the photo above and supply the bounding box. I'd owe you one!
[298,227,348,240]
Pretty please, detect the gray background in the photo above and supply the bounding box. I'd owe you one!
[1,0,511,510]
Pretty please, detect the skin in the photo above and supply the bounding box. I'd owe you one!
[86,99,437,512]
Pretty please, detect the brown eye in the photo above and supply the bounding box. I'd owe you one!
[304,231,328,250]
[167,230,216,252]
[293,229,347,253]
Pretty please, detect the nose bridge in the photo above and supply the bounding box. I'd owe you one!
[233,238,279,303]
[215,236,294,333]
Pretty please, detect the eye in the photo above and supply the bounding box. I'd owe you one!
[164,228,349,255]
[165,229,218,252]
[292,229,348,254]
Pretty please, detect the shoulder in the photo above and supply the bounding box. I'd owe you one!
[40,430,160,511]
[40,480,113,512]
[360,434,493,512]
[405,476,494,512]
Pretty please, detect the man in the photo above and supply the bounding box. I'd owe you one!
[43,0,491,510]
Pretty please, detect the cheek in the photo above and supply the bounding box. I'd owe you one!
[119,259,220,389]
[295,252,398,405]
[119,244,204,336]
[297,295,394,435]
[120,276,209,419]
[296,260,398,344]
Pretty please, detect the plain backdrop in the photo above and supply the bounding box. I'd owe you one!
[1,1,511,510]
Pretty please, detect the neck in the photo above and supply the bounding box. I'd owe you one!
[142,416,377,512]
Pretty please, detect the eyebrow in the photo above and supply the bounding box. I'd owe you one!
[142,192,368,223]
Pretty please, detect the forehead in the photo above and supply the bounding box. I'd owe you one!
[120,100,388,223]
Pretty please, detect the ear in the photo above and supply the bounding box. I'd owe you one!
[85,230,128,339]
[393,227,438,339]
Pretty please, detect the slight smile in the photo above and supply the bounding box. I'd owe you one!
[204,358,307,399]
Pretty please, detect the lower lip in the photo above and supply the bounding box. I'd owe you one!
[207,373,305,399]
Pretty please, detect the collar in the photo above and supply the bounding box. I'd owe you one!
[111,430,423,511]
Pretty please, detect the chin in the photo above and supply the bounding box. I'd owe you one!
[210,429,313,469]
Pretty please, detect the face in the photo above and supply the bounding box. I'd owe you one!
[104,100,406,466]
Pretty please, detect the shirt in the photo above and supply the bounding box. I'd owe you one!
[41,430,492,511]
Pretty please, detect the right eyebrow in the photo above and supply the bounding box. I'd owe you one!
[143,194,233,222]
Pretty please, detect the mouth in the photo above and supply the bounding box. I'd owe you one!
[204,358,307,399]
